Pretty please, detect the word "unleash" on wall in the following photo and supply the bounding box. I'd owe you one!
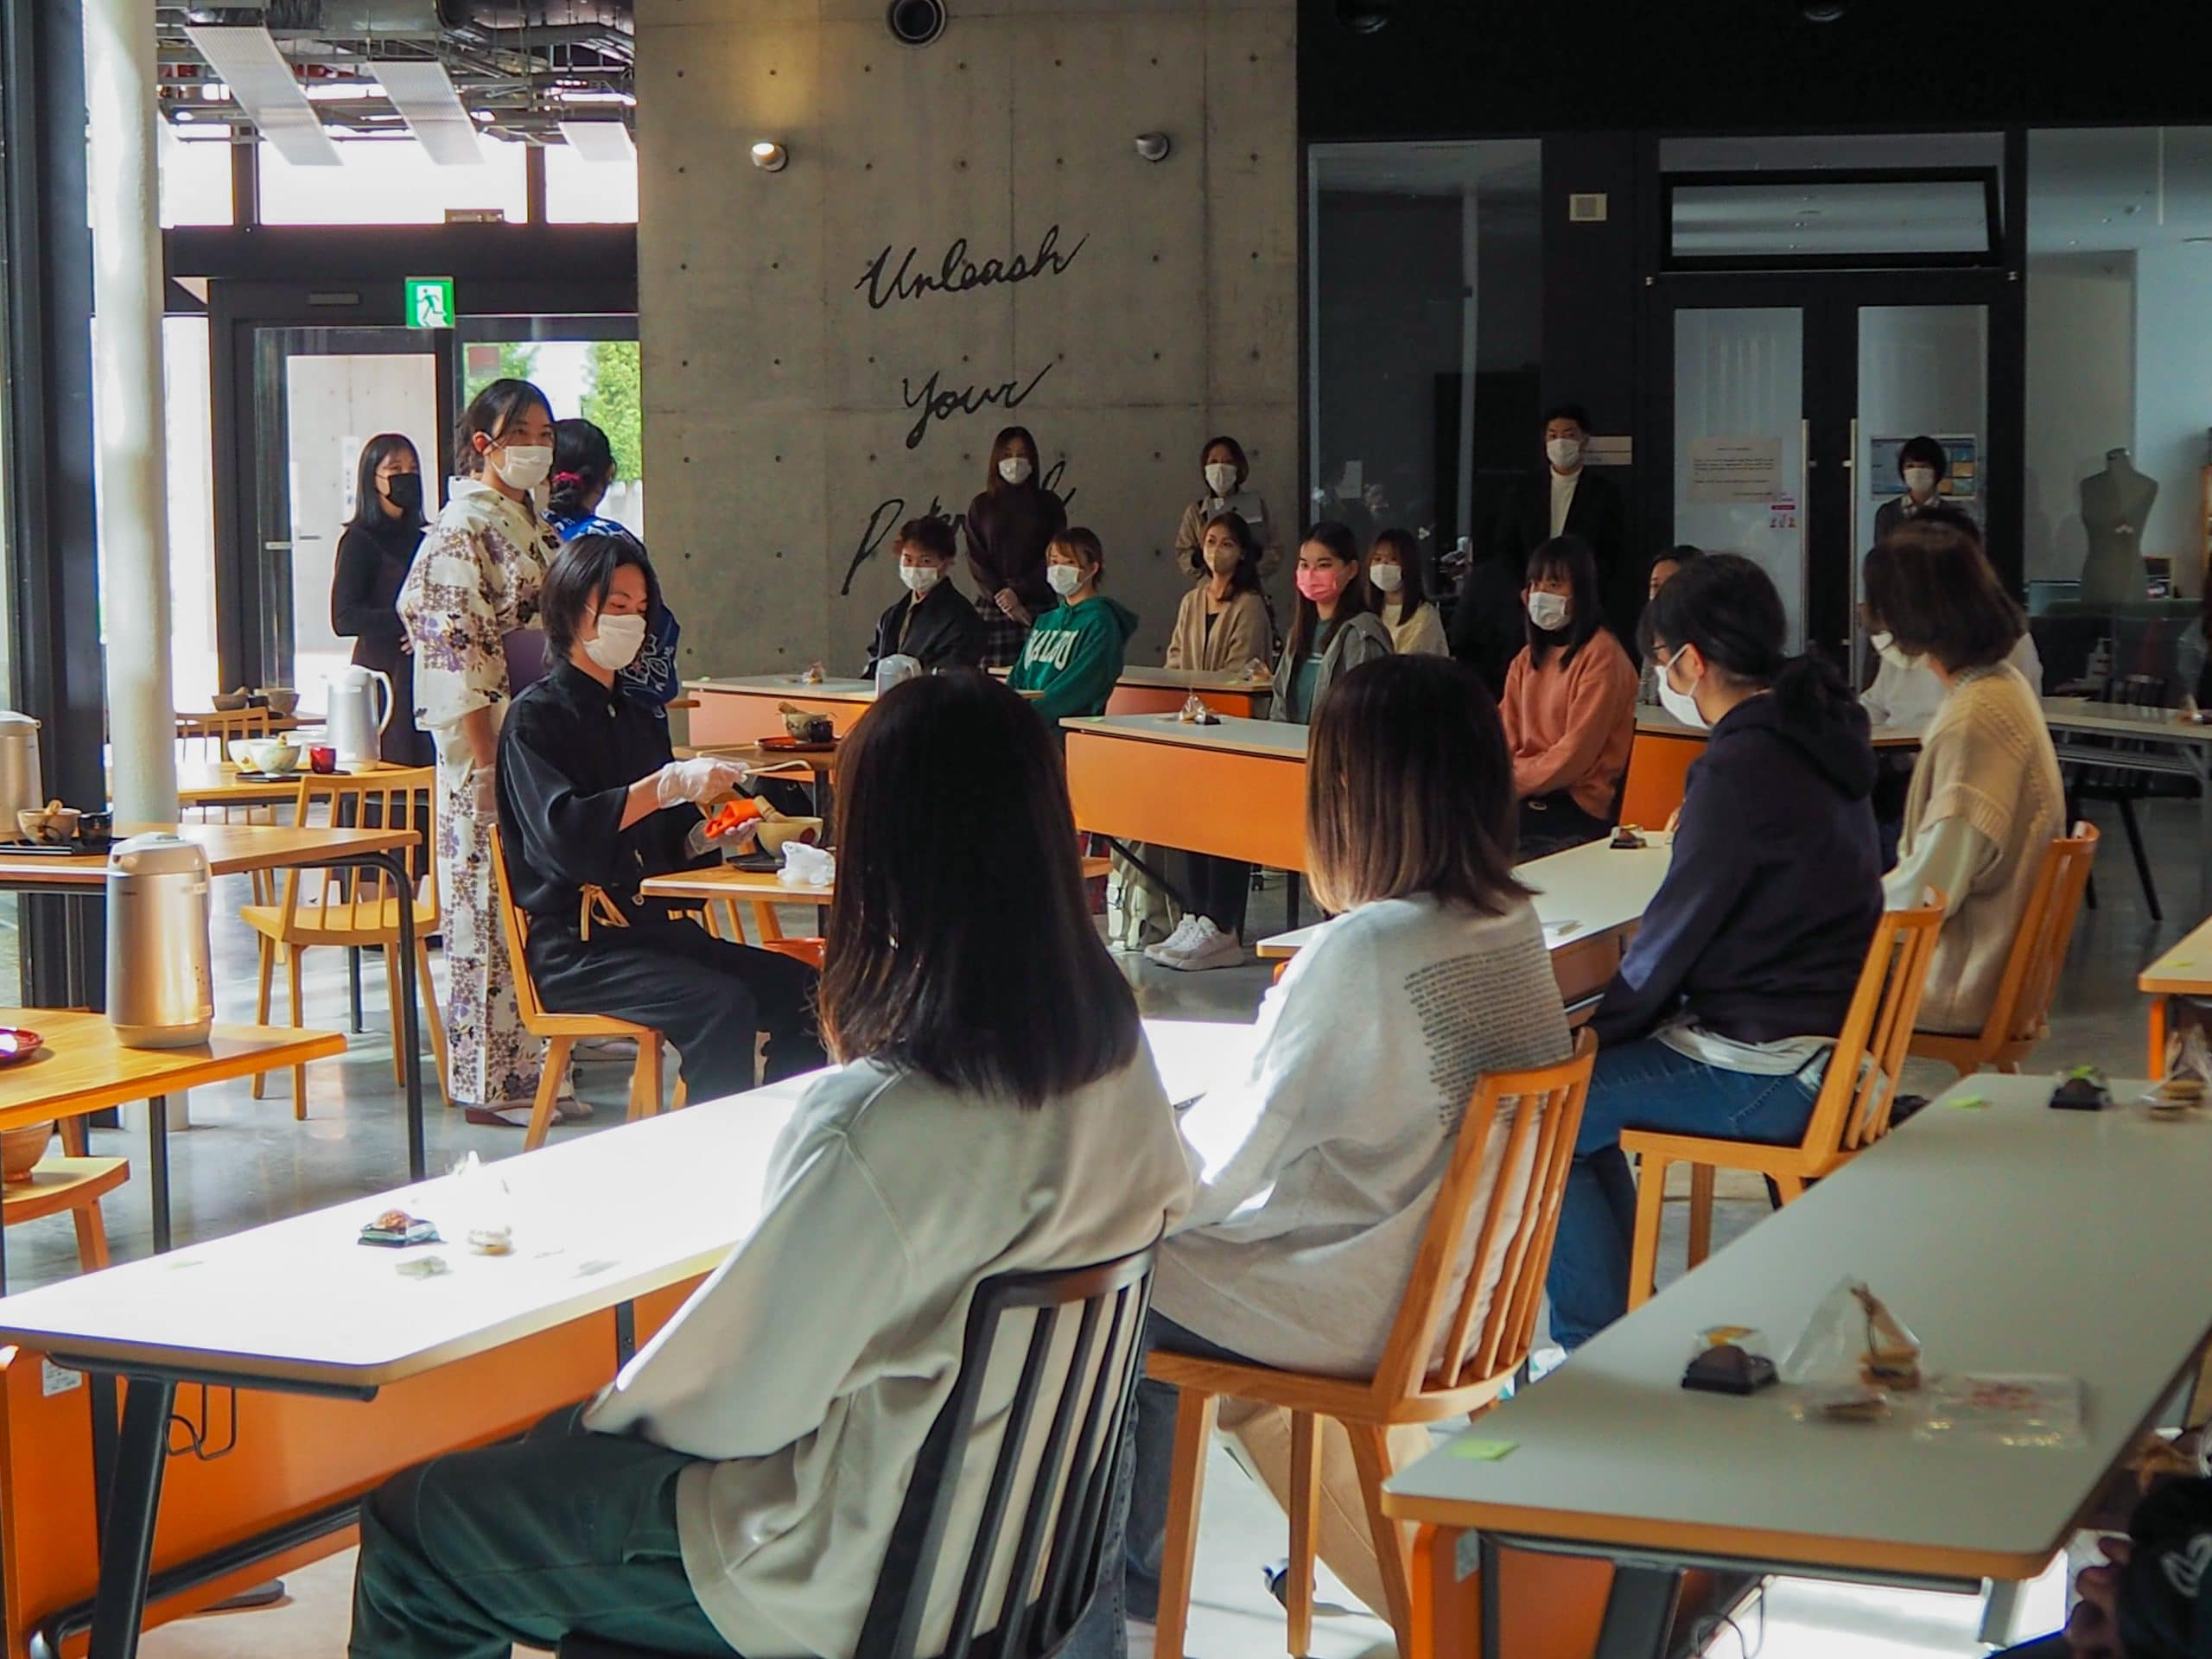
[855,225,1088,309]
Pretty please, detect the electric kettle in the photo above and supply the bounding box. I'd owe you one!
[328,665,394,771]
[106,833,213,1048]
[0,713,41,830]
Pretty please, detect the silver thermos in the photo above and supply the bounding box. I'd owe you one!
[0,712,43,830]
[105,833,213,1048]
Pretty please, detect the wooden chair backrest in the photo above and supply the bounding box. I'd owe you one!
[1370,1029,1597,1405]
[1977,823,2098,1051]
[486,827,550,1027]
[176,708,283,764]
[1797,899,1946,1159]
[276,768,438,933]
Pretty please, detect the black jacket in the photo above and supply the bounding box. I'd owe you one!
[1494,467,1632,643]
[495,661,714,934]
[1592,686,1881,1048]
[863,580,987,678]
[2120,1478,2212,1659]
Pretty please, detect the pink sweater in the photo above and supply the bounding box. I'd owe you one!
[1501,632,1639,818]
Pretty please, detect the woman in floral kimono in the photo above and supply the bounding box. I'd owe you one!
[399,378,572,1127]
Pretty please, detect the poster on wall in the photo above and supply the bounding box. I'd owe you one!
[1870,434,1979,500]
[1688,437,1786,502]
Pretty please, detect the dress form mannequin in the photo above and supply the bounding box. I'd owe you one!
[2079,448,2158,605]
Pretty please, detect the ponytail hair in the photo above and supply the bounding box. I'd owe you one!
[1641,551,1856,728]
[548,418,618,521]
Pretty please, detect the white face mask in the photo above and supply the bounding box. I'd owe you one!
[899,563,942,595]
[1903,466,1937,497]
[584,611,647,672]
[1547,437,1584,472]
[1046,562,1084,597]
[1527,590,1570,632]
[1370,561,1404,594]
[1656,652,1707,729]
[998,455,1035,486]
[1204,462,1239,497]
[495,443,553,491]
[1870,628,1917,672]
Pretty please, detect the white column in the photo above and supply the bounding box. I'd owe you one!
[83,0,178,821]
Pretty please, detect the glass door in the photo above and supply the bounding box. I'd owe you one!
[251,327,448,704]
[1670,307,1811,648]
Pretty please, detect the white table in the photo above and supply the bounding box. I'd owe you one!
[1060,711,1307,761]
[1382,1072,2196,1659]
[2043,697,2212,902]
[1257,838,1673,1017]
[0,1018,1249,1659]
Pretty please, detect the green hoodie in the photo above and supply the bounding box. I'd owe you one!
[1007,594,1140,722]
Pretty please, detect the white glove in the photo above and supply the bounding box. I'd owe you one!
[654,756,751,808]
[468,763,499,820]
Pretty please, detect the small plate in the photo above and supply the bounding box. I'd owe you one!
[0,1028,45,1067]
[760,735,836,753]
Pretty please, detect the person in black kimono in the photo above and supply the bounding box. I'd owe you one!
[496,531,826,1103]
[861,516,986,678]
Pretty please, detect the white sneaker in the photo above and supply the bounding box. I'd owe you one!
[1143,914,1207,963]
[1166,918,1243,972]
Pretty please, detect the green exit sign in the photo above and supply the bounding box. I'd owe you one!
[404,276,454,329]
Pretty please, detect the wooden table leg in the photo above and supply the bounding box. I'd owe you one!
[2149,995,2169,1078]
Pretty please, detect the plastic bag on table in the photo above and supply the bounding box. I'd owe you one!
[1918,1375,2086,1449]
[779,841,836,887]
[1781,1278,1923,1394]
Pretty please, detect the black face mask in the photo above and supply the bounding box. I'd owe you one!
[383,473,424,514]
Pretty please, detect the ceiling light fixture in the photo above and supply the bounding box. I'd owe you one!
[183,24,339,165]
[561,119,635,165]
[751,140,789,172]
[377,60,484,167]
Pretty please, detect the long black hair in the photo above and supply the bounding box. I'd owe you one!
[344,434,424,534]
[1642,552,1856,728]
[986,425,1041,495]
[455,378,551,479]
[1523,535,1605,668]
[1368,527,1429,621]
[548,418,617,522]
[1285,520,1373,664]
[818,673,1140,1109]
[1189,509,1262,596]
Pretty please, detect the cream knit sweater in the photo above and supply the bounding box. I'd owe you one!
[1897,664,2064,1035]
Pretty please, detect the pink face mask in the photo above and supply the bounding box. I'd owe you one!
[1295,565,1347,605]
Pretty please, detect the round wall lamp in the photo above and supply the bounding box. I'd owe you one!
[887,0,948,46]
[1135,132,1171,163]
[750,141,789,173]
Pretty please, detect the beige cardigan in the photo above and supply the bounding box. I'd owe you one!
[1897,664,2064,1035]
[1166,585,1272,672]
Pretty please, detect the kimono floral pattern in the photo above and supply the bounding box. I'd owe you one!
[399,481,561,1106]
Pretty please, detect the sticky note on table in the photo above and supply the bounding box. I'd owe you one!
[1450,1438,1517,1462]
[1950,1095,1990,1109]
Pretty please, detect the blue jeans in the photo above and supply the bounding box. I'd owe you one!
[1545,1036,1821,1351]
[1123,1312,1253,1623]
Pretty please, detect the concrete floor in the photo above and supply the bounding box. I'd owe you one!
[2,792,2194,1657]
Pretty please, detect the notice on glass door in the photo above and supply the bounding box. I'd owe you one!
[1688,437,1786,502]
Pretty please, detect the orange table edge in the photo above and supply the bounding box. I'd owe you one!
[1064,729,1308,872]
[2141,915,2212,1074]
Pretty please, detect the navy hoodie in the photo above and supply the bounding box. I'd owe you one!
[1591,684,1881,1048]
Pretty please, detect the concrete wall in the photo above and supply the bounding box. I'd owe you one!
[2024,255,2136,589]
[634,0,1300,676]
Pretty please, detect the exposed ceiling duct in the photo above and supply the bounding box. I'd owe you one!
[181,22,343,164]
[157,0,634,148]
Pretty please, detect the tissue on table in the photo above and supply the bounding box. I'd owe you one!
[780,842,836,887]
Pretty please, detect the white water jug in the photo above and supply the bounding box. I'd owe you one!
[328,664,394,771]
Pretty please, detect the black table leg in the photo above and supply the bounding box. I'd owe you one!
[147,1094,171,1253]
[1478,1534,1501,1659]
[1592,1562,1683,1659]
[86,1373,176,1659]
[347,948,364,1035]
[615,1300,636,1365]
[373,851,427,1182]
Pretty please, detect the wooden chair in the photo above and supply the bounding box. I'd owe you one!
[1909,823,2099,1077]
[1148,1031,1597,1659]
[1624,900,1944,1308]
[241,769,446,1118]
[5,1121,126,1272]
[488,830,682,1153]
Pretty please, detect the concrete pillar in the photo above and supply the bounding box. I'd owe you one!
[81,0,178,822]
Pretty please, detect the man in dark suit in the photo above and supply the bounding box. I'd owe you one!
[1492,402,1632,645]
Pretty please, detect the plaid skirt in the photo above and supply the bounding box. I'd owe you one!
[976,593,1032,669]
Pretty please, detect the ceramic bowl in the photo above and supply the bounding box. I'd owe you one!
[211,688,252,712]
[1,1121,52,1184]
[17,804,80,845]
[243,738,302,776]
[260,687,300,716]
[782,710,836,742]
[758,819,823,855]
[227,739,257,767]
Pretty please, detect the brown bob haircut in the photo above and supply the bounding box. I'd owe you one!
[1306,655,1523,918]
[1862,518,2024,672]
[817,672,1139,1108]
[1049,526,1107,585]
